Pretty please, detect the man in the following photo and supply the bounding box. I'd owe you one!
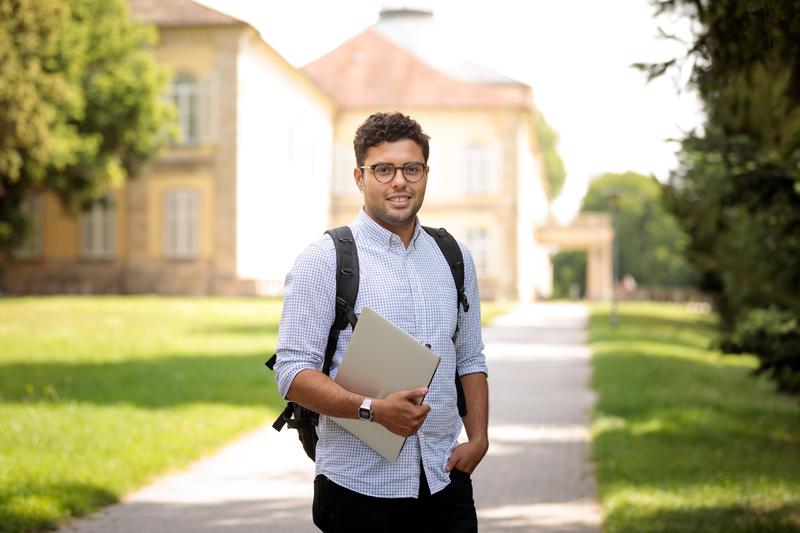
[274,112,488,532]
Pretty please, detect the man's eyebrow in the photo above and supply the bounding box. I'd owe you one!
[369,161,425,165]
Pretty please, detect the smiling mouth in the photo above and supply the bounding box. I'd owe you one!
[387,195,411,203]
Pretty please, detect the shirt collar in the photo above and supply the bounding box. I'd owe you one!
[355,208,422,249]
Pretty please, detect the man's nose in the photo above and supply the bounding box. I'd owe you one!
[389,167,407,183]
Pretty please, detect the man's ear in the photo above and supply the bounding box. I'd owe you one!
[353,167,364,192]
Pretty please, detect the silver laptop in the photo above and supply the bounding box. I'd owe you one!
[331,307,441,462]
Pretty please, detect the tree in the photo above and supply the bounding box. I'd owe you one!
[0,0,172,251]
[581,171,696,287]
[644,0,800,393]
[552,250,586,299]
[534,112,566,201]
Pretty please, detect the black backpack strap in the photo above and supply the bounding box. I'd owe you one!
[324,226,359,375]
[422,226,470,313]
[422,226,469,417]
[266,227,360,439]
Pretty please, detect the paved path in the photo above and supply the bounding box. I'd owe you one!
[58,303,600,533]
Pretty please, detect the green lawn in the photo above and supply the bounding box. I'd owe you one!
[590,302,800,533]
[0,296,508,533]
[479,300,514,326]
[0,296,285,533]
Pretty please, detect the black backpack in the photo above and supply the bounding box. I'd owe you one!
[265,225,470,461]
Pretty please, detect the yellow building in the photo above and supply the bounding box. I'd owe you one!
[305,8,553,301]
[3,2,558,301]
[4,0,335,296]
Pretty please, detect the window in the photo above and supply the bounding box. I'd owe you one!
[13,194,44,260]
[79,199,115,259]
[466,228,488,276]
[171,75,200,145]
[164,189,200,259]
[465,144,489,194]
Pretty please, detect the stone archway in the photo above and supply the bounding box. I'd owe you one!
[535,213,614,300]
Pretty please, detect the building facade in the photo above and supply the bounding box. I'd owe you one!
[3,2,554,301]
[306,10,552,301]
[3,0,335,296]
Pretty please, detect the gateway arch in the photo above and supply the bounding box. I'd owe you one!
[535,213,615,300]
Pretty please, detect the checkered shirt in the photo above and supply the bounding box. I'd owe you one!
[274,209,487,498]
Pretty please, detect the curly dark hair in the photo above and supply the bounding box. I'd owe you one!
[353,112,430,166]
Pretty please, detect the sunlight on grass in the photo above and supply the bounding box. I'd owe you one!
[480,300,514,326]
[0,297,284,533]
[1,296,503,532]
[590,302,800,533]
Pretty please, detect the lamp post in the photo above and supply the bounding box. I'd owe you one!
[604,188,623,327]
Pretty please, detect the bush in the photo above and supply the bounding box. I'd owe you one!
[721,308,800,394]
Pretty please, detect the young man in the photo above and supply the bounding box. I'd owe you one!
[274,112,488,532]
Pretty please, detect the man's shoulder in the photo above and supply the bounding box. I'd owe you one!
[419,226,473,260]
[292,232,339,271]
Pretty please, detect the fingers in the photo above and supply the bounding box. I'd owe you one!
[447,443,483,474]
[399,386,428,403]
[372,388,431,437]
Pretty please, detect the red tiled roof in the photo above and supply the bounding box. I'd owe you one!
[303,29,532,110]
[129,0,244,28]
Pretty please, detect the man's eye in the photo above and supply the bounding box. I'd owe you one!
[405,164,423,174]
[374,164,393,175]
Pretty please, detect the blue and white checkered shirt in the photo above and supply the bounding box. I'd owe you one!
[274,209,487,498]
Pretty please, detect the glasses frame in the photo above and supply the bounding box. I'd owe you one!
[359,162,428,183]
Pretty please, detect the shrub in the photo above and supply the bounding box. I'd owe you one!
[721,308,800,394]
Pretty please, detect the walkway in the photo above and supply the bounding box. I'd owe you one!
[58,303,600,533]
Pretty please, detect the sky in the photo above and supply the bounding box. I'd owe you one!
[197,0,704,222]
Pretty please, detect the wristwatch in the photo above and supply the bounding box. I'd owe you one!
[358,397,373,421]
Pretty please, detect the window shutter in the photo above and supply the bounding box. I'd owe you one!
[14,194,44,259]
[164,189,200,259]
[199,72,219,143]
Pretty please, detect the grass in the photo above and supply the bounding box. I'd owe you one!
[589,302,800,533]
[0,296,285,533]
[479,300,514,326]
[0,296,507,533]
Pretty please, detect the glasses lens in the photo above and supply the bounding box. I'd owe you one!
[373,164,395,182]
[403,163,424,181]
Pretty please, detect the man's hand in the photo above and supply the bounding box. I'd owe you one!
[446,438,488,475]
[372,387,430,437]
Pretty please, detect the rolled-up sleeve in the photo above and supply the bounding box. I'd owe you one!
[454,244,488,377]
[274,240,337,399]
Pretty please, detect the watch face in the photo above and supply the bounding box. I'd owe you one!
[358,407,370,420]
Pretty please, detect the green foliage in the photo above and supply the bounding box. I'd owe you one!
[534,112,566,200]
[551,250,586,298]
[590,302,800,532]
[581,171,696,287]
[0,0,173,250]
[0,297,284,532]
[648,0,800,393]
[721,308,800,394]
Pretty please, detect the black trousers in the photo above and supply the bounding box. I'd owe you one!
[312,468,478,533]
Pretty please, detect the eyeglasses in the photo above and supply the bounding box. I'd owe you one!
[359,162,427,183]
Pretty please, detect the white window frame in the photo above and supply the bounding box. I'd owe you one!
[168,73,219,146]
[79,199,116,260]
[466,227,489,276]
[164,189,200,260]
[465,144,489,195]
[13,194,44,260]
